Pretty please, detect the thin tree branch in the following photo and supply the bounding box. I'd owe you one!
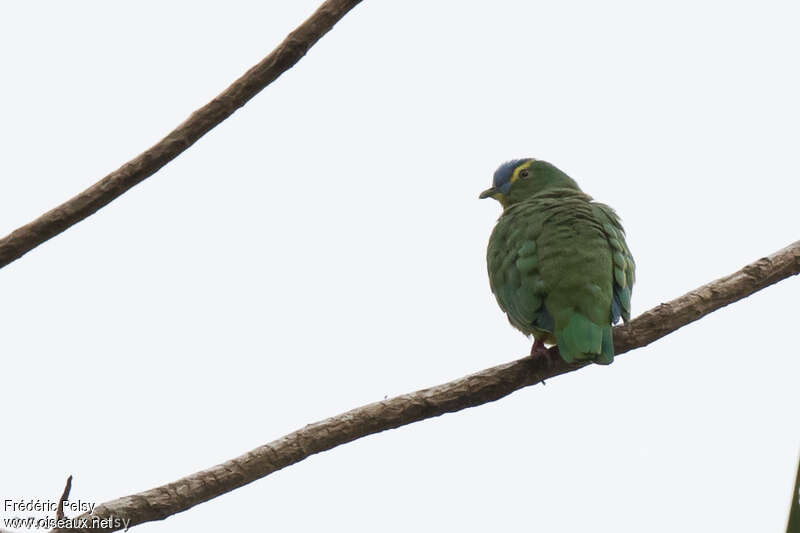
[0,476,75,533]
[0,0,363,269]
[50,240,800,532]
[56,475,73,521]
[787,451,800,533]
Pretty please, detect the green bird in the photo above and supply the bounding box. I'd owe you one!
[480,159,635,365]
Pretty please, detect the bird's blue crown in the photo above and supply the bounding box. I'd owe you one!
[493,158,531,194]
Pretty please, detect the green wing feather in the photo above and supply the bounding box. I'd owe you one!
[591,203,635,324]
[487,204,554,342]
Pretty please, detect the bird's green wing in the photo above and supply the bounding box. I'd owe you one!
[486,209,554,340]
[591,203,635,323]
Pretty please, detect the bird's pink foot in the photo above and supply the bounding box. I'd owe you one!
[530,339,547,357]
[530,340,560,375]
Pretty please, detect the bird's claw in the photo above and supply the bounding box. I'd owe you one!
[530,340,560,377]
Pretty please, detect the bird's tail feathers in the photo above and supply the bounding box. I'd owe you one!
[555,312,614,365]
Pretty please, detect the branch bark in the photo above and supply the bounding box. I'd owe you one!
[56,475,73,521]
[788,451,800,533]
[50,240,800,532]
[0,0,363,269]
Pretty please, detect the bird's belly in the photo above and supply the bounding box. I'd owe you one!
[530,327,557,345]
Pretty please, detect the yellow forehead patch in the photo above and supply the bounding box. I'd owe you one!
[509,161,534,185]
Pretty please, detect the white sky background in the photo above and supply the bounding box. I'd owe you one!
[1,1,798,531]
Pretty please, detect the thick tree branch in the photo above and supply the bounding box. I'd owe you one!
[50,241,800,532]
[0,0,363,269]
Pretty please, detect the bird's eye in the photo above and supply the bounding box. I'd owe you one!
[519,169,529,178]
